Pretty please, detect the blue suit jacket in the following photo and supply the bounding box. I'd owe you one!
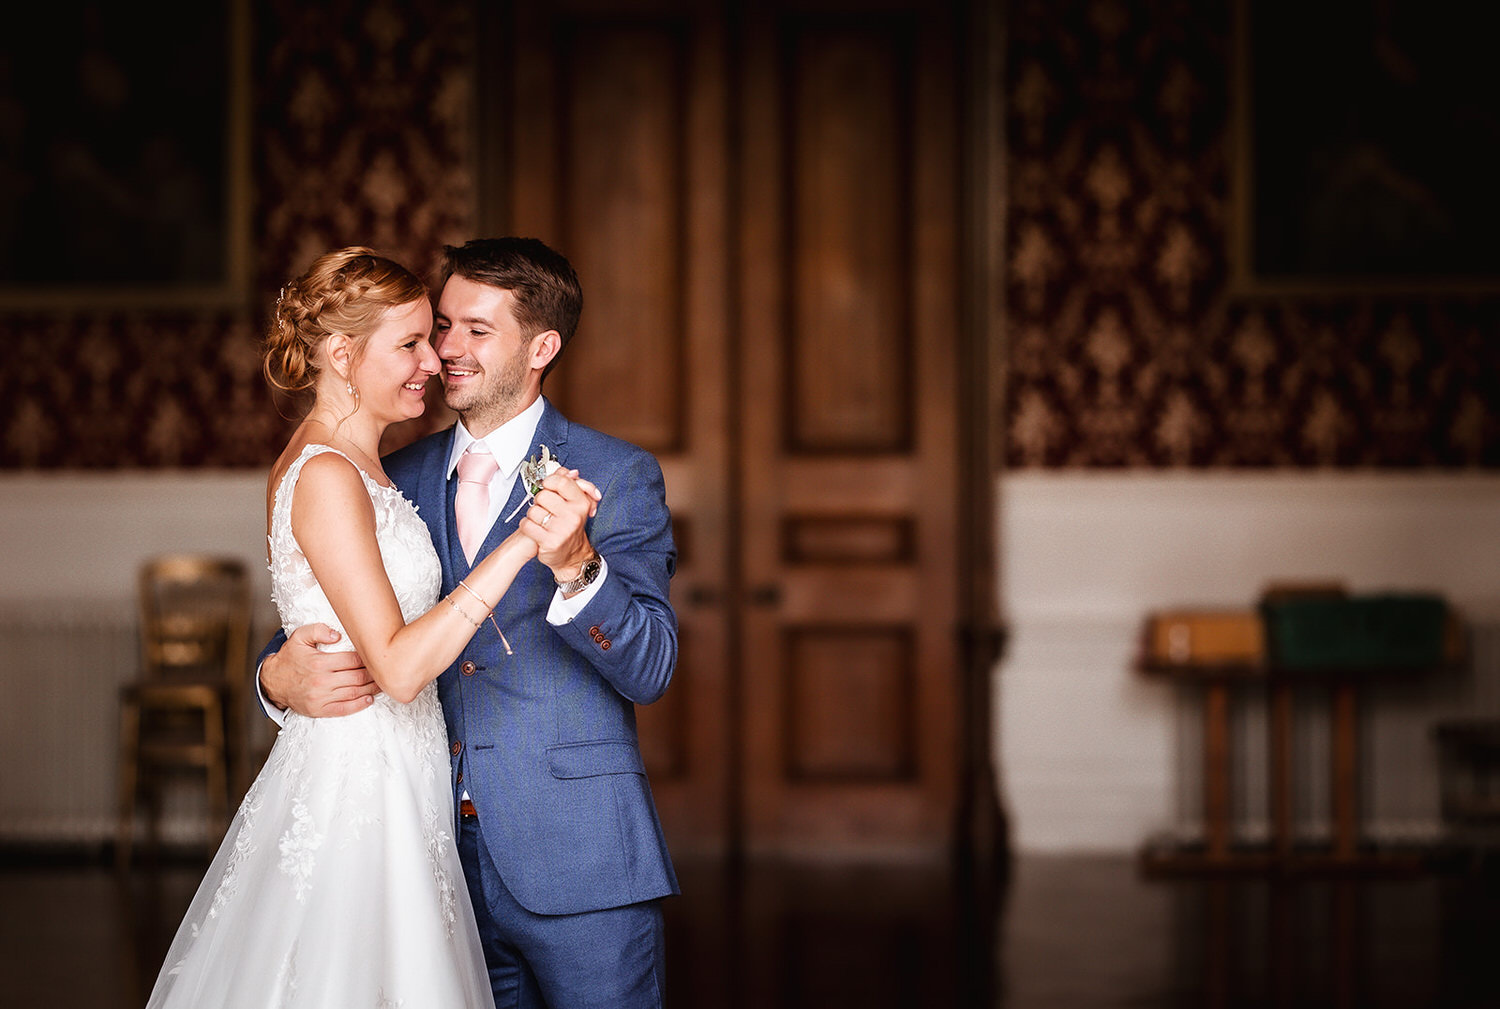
[264,398,680,916]
[385,399,679,915]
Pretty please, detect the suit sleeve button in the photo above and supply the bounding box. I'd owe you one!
[600,639,612,651]
[588,626,602,637]
[460,660,477,676]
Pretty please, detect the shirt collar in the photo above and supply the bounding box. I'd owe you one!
[445,395,546,481]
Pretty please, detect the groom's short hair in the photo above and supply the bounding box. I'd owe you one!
[438,239,583,376]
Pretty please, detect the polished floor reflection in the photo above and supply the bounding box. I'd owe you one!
[2,849,1496,1008]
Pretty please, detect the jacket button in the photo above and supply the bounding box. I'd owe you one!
[588,625,601,637]
[461,660,477,676]
[600,639,612,651]
[456,771,464,784]
[451,741,462,756]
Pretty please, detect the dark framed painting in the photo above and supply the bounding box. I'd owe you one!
[0,0,250,309]
[1232,0,1500,296]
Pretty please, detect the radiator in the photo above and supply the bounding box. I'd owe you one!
[1171,620,1500,846]
[5,601,1491,849]
[0,599,276,846]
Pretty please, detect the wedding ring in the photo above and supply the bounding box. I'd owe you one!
[539,511,551,528]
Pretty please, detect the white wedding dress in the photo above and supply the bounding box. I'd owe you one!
[146,444,492,1009]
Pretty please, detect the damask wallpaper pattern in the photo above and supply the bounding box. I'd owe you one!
[0,0,473,468]
[2,0,1495,469]
[1005,0,1500,467]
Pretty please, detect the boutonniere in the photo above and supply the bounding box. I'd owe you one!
[504,444,561,522]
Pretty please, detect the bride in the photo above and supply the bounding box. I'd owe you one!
[145,248,592,1007]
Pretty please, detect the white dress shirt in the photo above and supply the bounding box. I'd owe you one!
[448,396,608,623]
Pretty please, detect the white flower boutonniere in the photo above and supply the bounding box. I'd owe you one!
[504,444,561,522]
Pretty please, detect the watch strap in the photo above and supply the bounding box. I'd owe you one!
[556,551,601,593]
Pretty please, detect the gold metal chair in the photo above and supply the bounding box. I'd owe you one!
[116,555,251,870]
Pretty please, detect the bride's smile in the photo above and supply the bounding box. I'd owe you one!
[347,297,439,424]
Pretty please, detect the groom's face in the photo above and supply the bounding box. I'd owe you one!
[433,274,535,433]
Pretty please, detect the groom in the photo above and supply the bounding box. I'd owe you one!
[258,237,679,1008]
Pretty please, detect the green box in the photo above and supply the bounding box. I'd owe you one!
[1260,593,1449,673]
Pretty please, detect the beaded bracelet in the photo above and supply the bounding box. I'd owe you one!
[445,594,482,627]
[455,580,513,656]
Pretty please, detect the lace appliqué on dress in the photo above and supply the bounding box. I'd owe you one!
[144,443,491,1008]
[274,944,299,1007]
[278,795,325,902]
[206,781,265,920]
[423,796,458,938]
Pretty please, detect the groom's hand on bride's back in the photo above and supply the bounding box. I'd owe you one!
[260,623,379,718]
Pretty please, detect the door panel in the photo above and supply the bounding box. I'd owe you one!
[551,21,688,452]
[738,4,961,854]
[498,3,734,853]
[786,24,914,454]
[486,0,963,857]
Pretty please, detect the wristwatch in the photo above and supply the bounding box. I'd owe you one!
[556,550,602,594]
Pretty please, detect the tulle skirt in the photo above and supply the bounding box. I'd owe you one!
[145,688,491,1008]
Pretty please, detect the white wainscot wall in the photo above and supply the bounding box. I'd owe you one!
[0,472,275,842]
[0,471,274,608]
[994,471,1500,854]
[6,470,1500,850]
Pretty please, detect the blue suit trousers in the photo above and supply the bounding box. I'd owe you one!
[459,815,666,1009]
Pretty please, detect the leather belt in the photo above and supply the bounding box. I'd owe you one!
[459,799,478,818]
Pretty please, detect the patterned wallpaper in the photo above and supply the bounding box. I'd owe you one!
[3,0,1496,470]
[1004,0,1500,467]
[0,0,473,468]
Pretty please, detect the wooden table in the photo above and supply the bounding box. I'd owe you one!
[1139,659,1433,875]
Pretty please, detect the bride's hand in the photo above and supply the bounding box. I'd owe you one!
[504,527,541,561]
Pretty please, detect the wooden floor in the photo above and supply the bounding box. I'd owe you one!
[3,848,1497,1008]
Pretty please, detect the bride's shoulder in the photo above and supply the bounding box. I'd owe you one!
[270,442,354,494]
[284,452,380,560]
[295,448,367,494]
[282,447,371,519]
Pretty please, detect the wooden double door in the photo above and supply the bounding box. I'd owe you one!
[483,0,989,858]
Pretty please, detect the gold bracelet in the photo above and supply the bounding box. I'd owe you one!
[457,580,513,656]
[456,580,491,611]
[445,594,481,626]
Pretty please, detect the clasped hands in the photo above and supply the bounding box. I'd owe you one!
[515,467,602,584]
[263,468,601,717]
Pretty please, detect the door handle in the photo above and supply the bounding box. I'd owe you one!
[683,585,723,607]
[747,584,782,607]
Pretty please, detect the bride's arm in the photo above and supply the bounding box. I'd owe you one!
[292,452,536,704]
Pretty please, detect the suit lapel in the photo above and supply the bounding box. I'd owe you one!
[464,398,572,573]
[385,426,461,584]
[531,396,571,469]
[421,428,460,580]
[491,478,531,537]
[444,467,470,579]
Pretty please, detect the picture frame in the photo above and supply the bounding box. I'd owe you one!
[0,0,251,310]
[1230,0,1500,297]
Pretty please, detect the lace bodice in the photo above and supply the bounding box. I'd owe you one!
[268,444,441,645]
[147,444,492,1008]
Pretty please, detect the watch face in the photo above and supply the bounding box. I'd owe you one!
[563,554,601,590]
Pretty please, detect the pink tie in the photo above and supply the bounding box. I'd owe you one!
[455,446,500,564]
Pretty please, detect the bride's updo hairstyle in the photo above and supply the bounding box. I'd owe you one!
[264,246,428,394]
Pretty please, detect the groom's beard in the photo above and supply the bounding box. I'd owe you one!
[441,343,531,432]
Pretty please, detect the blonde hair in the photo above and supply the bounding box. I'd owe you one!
[264,246,428,394]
